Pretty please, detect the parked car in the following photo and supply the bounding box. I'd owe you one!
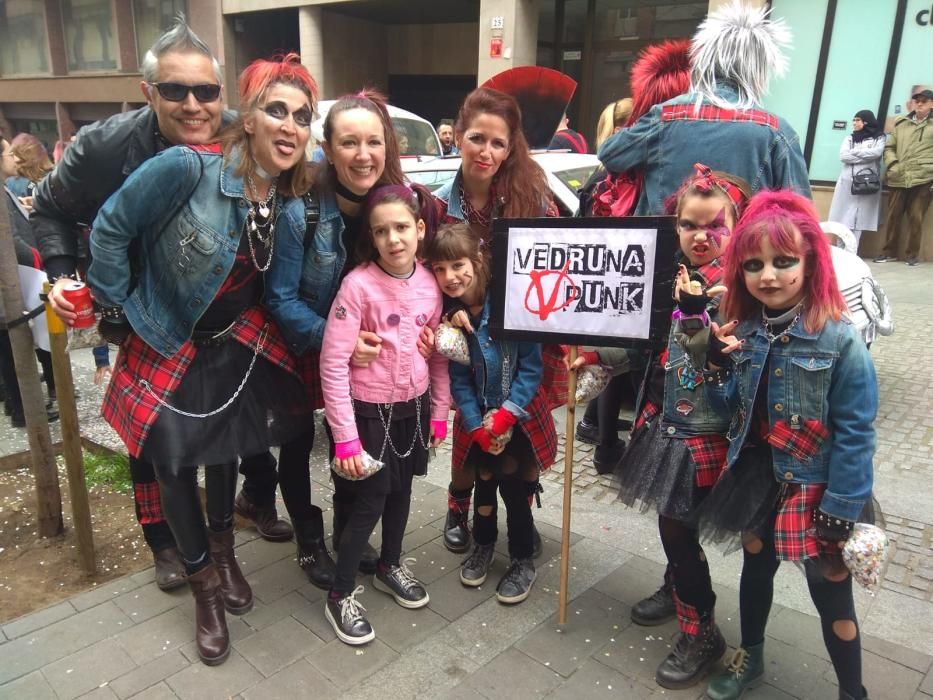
[404,151,600,216]
[311,100,442,157]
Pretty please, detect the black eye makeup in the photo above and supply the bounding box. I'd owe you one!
[262,102,313,128]
[741,259,764,273]
[774,255,801,269]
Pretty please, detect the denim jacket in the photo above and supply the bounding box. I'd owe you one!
[448,298,543,433]
[707,316,877,522]
[88,146,306,358]
[597,85,811,215]
[265,187,347,355]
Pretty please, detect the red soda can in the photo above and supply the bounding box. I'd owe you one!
[61,282,95,329]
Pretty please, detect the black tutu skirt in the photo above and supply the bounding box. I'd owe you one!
[334,392,431,496]
[615,418,709,521]
[141,339,311,473]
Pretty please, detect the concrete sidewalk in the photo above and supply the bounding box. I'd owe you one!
[0,261,931,699]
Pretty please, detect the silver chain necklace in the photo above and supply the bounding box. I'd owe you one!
[245,174,278,272]
[762,302,803,344]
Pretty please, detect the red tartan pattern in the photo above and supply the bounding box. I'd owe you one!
[767,419,829,462]
[672,589,701,635]
[295,351,324,410]
[684,434,728,488]
[542,344,569,409]
[451,389,557,474]
[634,400,661,431]
[101,306,297,457]
[773,482,829,561]
[133,481,165,525]
[661,104,779,130]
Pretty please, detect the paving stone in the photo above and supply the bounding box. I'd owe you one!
[766,606,832,662]
[108,651,188,699]
[306,638,399,690]
[233,616,324,677]
[114,608,193,666]
[862,633,933,673]
[362,590,448,652]
[399,539,465,585]
[238,590,307,631]
[922,662,933,695]
[176,618,252,664]
[76,686,119,699]
[594,612,683,690]
[545,657,663,699]
[451,647,564,699]
[70,578,145,613]
[825,649,925,700]
[0,602,133,685]
[592,555,666,610]
[515,588,627,676]
[289,595,335,642]
[758,636,833,699]
[164,649,261,700]
[228,537,293,577]
[113,584,188,624]
[42,638,137,700]
[0,670,57,700]
[421,566,498,623]
[401,519,447,552]
[245,555,312,604]
[1,601,76,640]
[240,658,340,700]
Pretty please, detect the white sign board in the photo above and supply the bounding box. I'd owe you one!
[490,217,678,348]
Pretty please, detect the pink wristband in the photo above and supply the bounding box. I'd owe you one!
[334,438,362,460]
[431,419,447,441]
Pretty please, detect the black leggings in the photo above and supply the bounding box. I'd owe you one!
[332,469,412,594]
[276,422,320,522]
[659,515,715,615]
[740,531,862,697]
[153,462,238,573]
[473,472,534,559]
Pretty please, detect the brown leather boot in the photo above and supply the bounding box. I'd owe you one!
[234,490,294,542]
[152,547,186,591]
[187,564,230,666]
[208,528,253,615]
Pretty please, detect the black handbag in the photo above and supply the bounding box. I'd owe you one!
[851,167,881,195]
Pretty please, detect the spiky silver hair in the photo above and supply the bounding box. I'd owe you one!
[690,0,792,109]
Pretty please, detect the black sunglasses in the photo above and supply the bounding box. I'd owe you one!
[148,82,221,103]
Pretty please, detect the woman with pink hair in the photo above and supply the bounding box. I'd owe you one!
[699,190,876,700]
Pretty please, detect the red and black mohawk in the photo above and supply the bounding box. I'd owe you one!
[481,66,577,149]
[627,39,692,125]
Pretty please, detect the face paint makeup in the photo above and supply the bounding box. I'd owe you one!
[676,196,735,266]
[742,236,806,309]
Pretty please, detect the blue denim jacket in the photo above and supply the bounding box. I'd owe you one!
[88,146,306,358]
[597,85,811,215]
[448,298,543,433]
[706,316,877,522]
[265,187,347,355]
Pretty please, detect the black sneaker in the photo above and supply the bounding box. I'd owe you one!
[575,419,599,445]
[631,583,676,626]
[496,558,536,604]
[373,558,429,609]
[325,586,375,645]
[593,440,627,475]
[872,254,893,263]
[906,256,920,266]
[460,542,495,586]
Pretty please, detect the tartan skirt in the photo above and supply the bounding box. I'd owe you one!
[295,350,325,410]
[102,306,310,468]
[451,389,557,474]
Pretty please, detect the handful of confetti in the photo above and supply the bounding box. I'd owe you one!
[482,409,513,449]
[331,449,385,481]
[842,523,889,592]
[575,363,611,404]
[436,322,470,366]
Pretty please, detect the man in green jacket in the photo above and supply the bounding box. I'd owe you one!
[875,89,933,266]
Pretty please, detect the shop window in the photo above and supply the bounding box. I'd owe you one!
[133,0,187,66]
[62,0,116,71]
[0,1,49,75]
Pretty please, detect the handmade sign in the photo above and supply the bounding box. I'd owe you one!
[489,217,678,348]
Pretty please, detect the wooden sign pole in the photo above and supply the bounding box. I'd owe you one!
[558,346,578,625]
[44,283,95,574]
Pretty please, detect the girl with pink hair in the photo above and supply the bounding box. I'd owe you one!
[700,190,876,700]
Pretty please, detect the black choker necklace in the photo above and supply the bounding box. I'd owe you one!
[335,180,367,203]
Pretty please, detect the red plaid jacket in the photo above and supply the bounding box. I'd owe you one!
[102,306,298,456]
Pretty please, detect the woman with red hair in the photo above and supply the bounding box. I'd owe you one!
[699,190,875,700]
[88,54,318,666]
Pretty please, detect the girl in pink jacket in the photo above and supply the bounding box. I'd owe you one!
[319,184,450,646]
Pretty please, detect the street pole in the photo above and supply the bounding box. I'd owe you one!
[0,191,63,537]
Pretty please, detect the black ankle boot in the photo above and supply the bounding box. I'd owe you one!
[295,508,336,590]
[332,498,378,574]
[443,506,471,553]
[655,614,726,689]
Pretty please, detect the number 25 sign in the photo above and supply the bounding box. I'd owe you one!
[488,217,678,349]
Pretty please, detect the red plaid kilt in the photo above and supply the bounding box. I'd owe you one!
[451,389,557,474]
[542,344,569,409]
[102,306,298,457]
[295,351,325,410]
[772,482,829,561]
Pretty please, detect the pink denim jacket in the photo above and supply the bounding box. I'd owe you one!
[320,262,450,445]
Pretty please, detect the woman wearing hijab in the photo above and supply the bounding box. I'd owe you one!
[828,110,886,253]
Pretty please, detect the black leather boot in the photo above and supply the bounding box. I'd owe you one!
[332,497,378,574]
[295,507,336,590]
[631,581,676,626]
[655,614,726,689]
[443,507,471,553]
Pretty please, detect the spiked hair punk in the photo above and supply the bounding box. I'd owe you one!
[690,0,792,109]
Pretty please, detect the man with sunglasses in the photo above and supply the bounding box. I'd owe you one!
[31,19,293,592]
